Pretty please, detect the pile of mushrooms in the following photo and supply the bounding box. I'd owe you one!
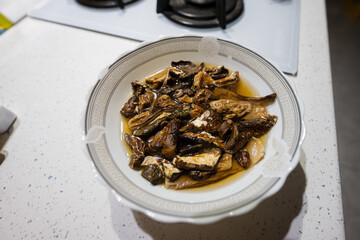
[121,61,277,189]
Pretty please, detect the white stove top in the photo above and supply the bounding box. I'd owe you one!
[29,0,299,74]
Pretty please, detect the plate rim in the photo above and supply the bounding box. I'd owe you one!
[83,35,305,223]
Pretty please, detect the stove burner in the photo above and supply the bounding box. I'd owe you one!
[76,0,138,9]
[157,0,244,29]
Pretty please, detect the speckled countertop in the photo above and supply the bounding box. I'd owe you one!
[0,0,345,239]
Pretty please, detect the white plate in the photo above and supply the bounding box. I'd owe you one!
[83,36,305,224]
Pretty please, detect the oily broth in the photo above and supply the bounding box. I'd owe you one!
[119,63,268,191]
[120,115,132,160]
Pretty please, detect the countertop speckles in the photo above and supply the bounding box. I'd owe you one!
[0,0,344,239]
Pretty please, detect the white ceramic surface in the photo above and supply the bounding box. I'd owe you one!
[83,36,305,224]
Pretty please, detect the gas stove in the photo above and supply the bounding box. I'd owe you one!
[76,0,244,29]
[29,0,299,74]
[157,0,244,29]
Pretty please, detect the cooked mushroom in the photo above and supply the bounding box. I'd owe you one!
[165,160,244,190]
[148,119,181,159]
[213,88,277,106]
[124,134,147,156]
[120,95,139,118]
[133,111,172,137]
[189,104,205,119]
[129,155,143,169]
[237,115,278,137]
[131,81,145,96]
[169,61,203,79]
[225,130,253,155]
[141,164,164,185]
[218,119,233,140]
[162,159,183,181]
[168,105,191,119]
[178,143,207,156]
[234,150,251,169]
[216,153,233,172]
[128,111,151,132]
[154,94,176,108]
[145,74,167,90]
[172,88,195,99]
[192,71,214,90]
[173,148,222,171]
[203,65,229,80]
[245,92,277,106]
[181,131,225,149]
[243,137,265,166]
[188,170,213,181]
[224,122,241,150]
[158,83,184,95]
[193,88,215,107]
[124,133,148,168]
[132,105,190,137]
[178,94,193,103]
[187,109,222,133]
[138,89,155,112]
[210,99,253,119]
[213,71,240,89]
[141,156,163,167]
[243,105,267,119]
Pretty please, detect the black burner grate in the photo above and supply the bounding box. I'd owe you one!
[76,0,138,9]
[157,0,244,29]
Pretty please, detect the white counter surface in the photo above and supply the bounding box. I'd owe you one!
[0,0,345,239]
